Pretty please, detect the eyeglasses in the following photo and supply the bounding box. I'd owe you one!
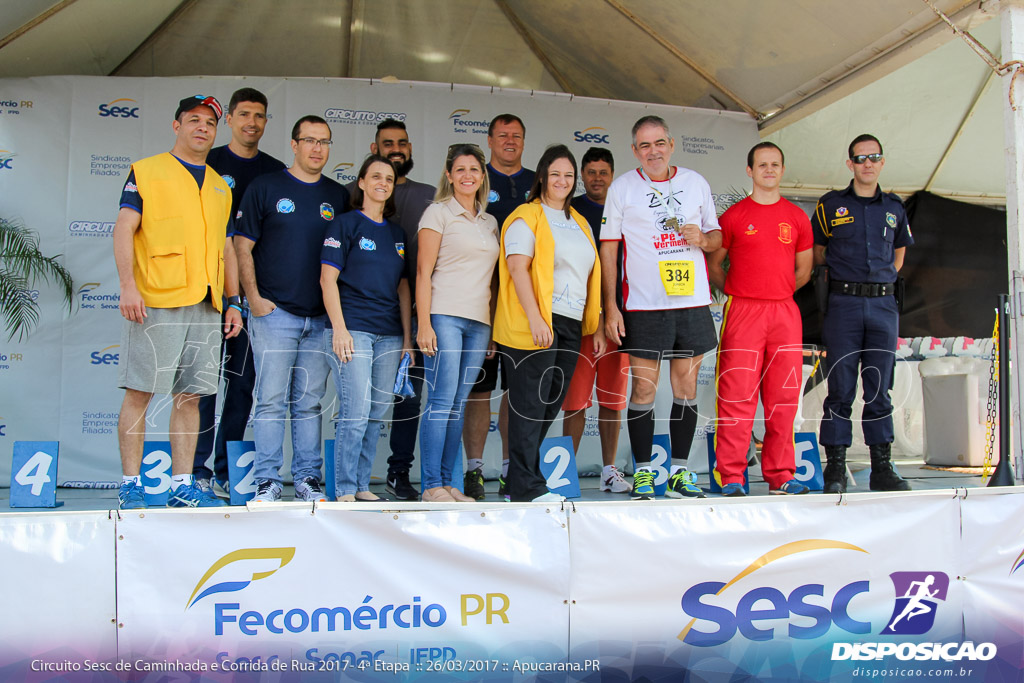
[296,137,333,147]
[447,143,482,156]
[850,153,883,164]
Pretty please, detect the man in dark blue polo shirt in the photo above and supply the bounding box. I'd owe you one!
[462,113,535,500]
[233,115,350,503]
[193,87,285,497]
[812,134,914,493]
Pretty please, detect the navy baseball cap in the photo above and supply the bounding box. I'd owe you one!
[174,95,223,121]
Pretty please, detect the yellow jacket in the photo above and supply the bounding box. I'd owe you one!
[131,153,232,310]
[493,200,601,350]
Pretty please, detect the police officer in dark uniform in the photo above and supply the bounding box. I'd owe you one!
[811,134,914,493]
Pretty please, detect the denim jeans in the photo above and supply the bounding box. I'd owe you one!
[419,314,491,490]
[249,307,330,484]
[327,329,403,496]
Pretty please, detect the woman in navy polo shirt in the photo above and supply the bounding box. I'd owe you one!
[321,155,412,502]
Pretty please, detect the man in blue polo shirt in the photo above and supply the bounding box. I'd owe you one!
[812,134,914,494]
[462,113,535,500]
[234,114,350,502]
[193,87,285,498]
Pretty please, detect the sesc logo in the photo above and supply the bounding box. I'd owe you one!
[98,98,140,119]
[573,127,610,144]
[679,539,872,647]
[187,547,295,609]
[0,417,6,437]
[1011,546,1024,576]
[90,344,120,366]
[331,162,356,183]
[0,149,15,170]
[324,108,406,125]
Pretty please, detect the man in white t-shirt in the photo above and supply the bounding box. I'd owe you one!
[601,115,722,500]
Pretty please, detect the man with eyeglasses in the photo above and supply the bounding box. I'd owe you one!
[346,118,436,501]
[462,114,536,500]
[602,115,722,500]
[811,133,914,493]
[192,87,285,500]
[112,94,240,509]
[233,115,350,502]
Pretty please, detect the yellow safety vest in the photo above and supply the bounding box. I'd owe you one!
[130,152,232,310]
[493,200,601,350]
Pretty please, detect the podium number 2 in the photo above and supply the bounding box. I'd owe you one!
[544,446,572,489]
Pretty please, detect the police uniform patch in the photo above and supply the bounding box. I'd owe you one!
[359,237,376,251]
[396,242,405,258]
[886,212,897,228]
[488,190,500,204]
[320,203,334,221]
[745,224,757,236]
[778,222,792,244]
[276,198,295,214]
[222,175,235,189]
[831,217,854,227]
[836,207,848,217]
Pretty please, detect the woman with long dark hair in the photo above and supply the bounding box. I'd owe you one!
[493,144,603,502]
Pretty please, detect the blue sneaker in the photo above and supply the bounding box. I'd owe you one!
[666,469,706,498]
[168,481,228,507]
[118,480,147,509]
[770,479,810,495]
[721,482,747,497]
[631,469,656,500]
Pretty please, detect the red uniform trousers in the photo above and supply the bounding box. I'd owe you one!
[714,296,803,489]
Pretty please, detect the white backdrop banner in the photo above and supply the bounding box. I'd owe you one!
[0,511,116,673]
[0,75,758,485]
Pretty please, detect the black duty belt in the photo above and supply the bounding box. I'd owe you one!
[829,280,895,297]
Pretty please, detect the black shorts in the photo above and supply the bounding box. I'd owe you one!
[471,353,505,393]
[622,306,718,360]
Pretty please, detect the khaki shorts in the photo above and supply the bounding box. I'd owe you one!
[118,301,222,395]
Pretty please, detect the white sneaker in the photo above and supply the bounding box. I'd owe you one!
[252,479,282,502]
[294,477,327,502]
[532,491,566,503]
[600,465,631,493]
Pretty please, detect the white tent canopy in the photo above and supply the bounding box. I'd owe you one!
[0,0,1008,202]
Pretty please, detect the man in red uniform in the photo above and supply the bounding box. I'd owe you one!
[707,142,813,496]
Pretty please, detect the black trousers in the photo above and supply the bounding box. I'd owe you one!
[500,314,583,502]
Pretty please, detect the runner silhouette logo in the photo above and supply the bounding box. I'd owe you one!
[880,571,949,635]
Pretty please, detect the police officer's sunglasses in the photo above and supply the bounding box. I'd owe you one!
[850,153,883,164]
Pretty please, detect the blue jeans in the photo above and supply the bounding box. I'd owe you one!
[419,314,490,490]
[328,329,403,496]
[249,307,330,484]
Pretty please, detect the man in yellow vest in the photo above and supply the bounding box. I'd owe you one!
[112,94,242,509]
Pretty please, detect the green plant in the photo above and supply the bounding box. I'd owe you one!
[0,216,74,341]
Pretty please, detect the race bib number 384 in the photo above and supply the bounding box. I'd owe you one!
[659,260,694,296]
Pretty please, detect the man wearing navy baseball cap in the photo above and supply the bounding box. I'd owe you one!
[112,93,242,509]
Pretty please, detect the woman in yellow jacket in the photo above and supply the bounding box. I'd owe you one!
[494,144,604,502]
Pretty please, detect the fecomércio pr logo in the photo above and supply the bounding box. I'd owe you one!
[1,98,32,116]
[0,149,16,170]
[188,548,296,609]
[331,162,356,183]
[78,282,120,311]
[98,98,140,119]
[449,109,489,134]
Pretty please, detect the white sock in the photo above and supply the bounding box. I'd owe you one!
[467,458,484,472]
[171,474,193,491]
[603,464,616,474]
[501,459,509,477]
[670,465,684,476]
[122,475,141,486]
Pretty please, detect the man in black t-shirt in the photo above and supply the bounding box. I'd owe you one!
[193,88,286,499]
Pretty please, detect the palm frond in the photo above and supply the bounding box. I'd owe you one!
[0,216,75,341]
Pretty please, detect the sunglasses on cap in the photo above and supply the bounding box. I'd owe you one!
[850,153,883,164]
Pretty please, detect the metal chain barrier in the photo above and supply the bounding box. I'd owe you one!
[983,315,999,481]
